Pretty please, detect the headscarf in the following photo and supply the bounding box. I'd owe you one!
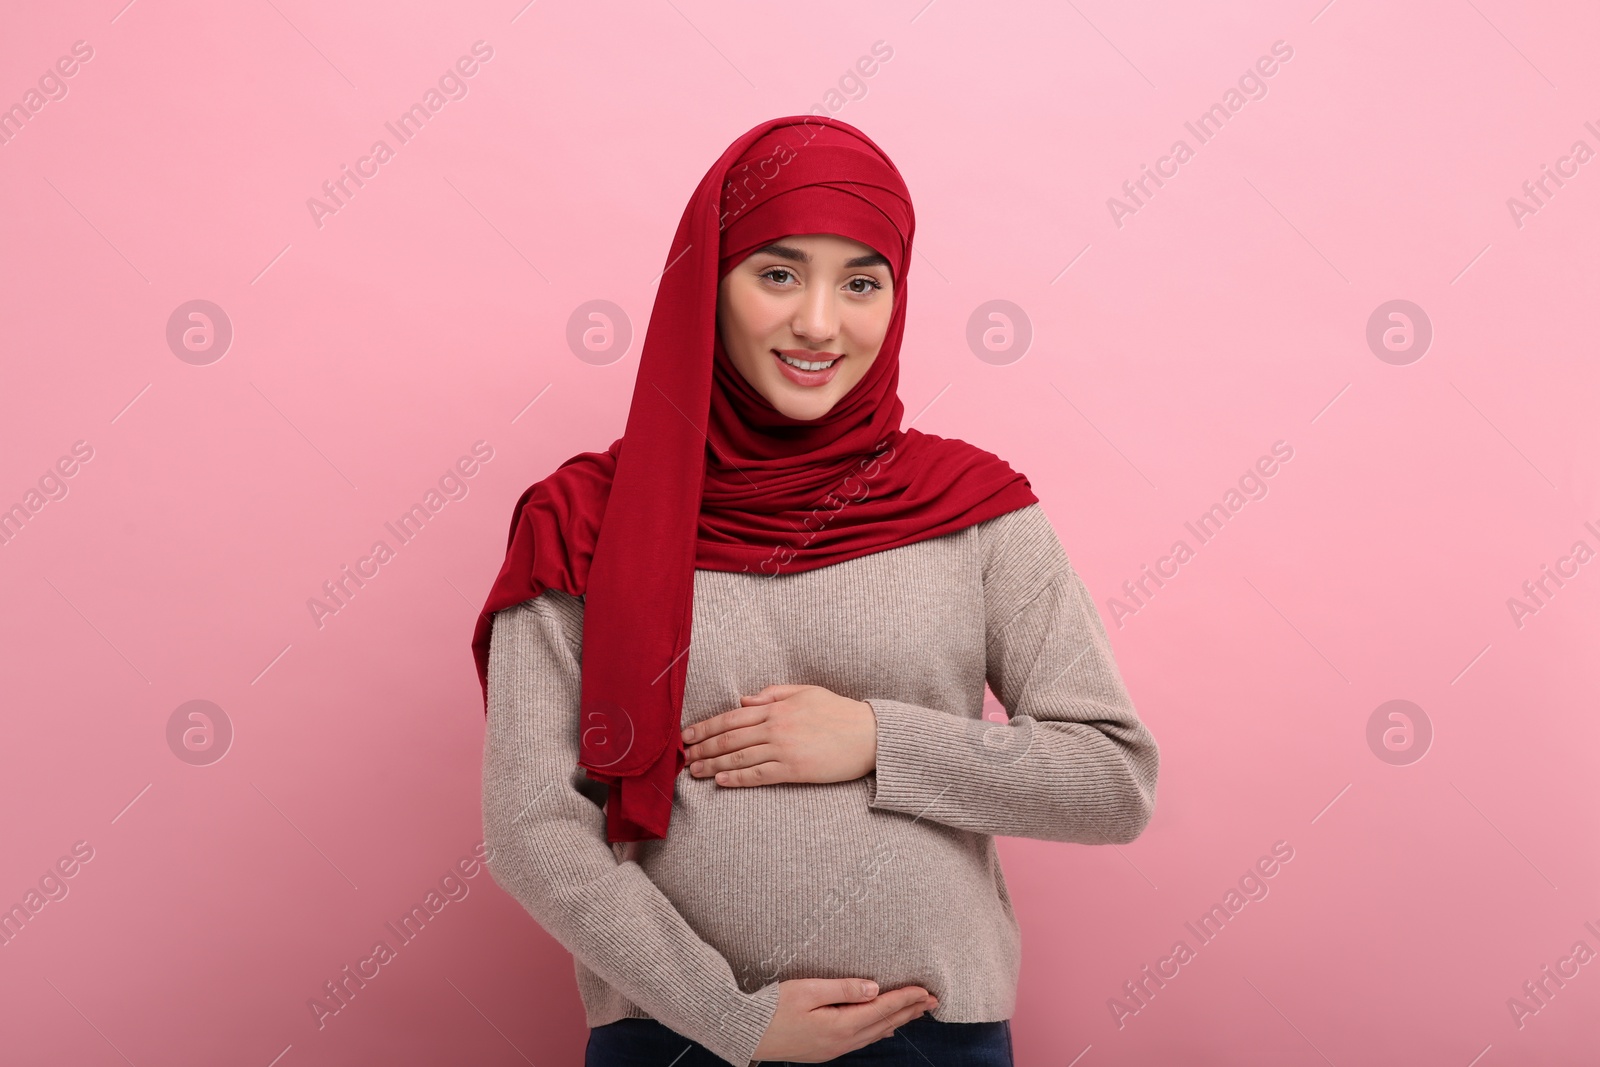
[472,115,1038,841]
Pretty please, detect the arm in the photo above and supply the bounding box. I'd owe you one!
[864,504,1160,844]
[482,591,781,1067]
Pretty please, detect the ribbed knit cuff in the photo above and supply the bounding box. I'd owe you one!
[698,980,782,1066]
[864,698,981,819]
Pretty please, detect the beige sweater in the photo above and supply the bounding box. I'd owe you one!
[481,502,1159,1066]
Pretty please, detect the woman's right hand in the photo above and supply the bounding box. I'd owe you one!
[749,977,938,1063]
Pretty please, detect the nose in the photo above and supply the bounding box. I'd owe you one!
[790,283,838,344]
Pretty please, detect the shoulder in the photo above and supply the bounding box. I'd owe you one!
[970,502,1075,620]
[971,502,1070,574]
[493,588,585,651]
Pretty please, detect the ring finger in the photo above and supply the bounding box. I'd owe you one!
[863,1000,933,1046]
[688,743,780,777]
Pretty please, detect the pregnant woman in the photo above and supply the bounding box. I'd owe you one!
[471,115,1160,1066]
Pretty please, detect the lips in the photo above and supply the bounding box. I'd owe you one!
[772,349,844,387]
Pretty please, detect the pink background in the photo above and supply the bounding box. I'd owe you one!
[3,1,1598,1064]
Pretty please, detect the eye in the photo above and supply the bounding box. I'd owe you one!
[846,276,883,295]
[759,267,797,285]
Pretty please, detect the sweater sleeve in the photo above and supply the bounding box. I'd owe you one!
[863,504,1160,844]
[481,591,782,1067]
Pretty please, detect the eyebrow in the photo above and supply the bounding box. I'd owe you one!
[754,242,890,270]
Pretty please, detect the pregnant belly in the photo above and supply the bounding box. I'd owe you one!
[630,773,1016,994]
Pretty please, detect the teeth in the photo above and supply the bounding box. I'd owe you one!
[778,353,837,371]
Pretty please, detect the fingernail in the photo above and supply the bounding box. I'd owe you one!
[864,982,879,997]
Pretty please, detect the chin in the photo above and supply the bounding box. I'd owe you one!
[774,401,832,421]
[767,387,836,421]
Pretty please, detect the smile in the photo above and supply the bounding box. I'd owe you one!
[777,352,838,370]
[772,349,844,387]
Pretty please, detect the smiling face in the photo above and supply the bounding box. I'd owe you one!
[716,233,896,421]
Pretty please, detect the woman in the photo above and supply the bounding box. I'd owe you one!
[472,115,1160,1067]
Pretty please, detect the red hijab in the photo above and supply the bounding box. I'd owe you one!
[472,115,1037,841]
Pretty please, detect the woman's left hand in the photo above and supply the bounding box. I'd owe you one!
[682,684,878,787]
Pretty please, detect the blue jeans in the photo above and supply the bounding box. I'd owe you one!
[585,1014,1013,1066]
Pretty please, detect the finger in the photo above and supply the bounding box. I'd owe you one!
[685,722,769,762]
[710,760,788,787]
[871,1000,933,1041]
[689,742,780,777]
[836,995,924,1042]
[752,683,812,702]
[681,705,765,745]
[804,978,880,1008]
[850,987,928,1024]
[852,994,933,1042]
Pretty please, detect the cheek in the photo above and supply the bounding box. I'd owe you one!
[727,292,782,351]
[847,303,892,357]
[717,316,750,364]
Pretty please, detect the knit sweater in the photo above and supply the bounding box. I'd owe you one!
[480,501,1160,1067]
